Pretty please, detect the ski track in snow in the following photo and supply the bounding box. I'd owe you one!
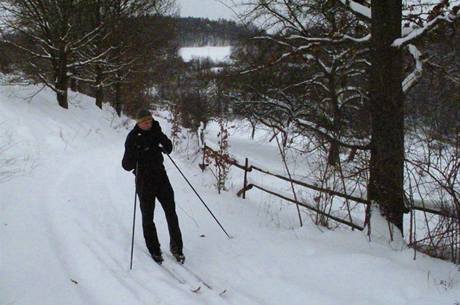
[1,84,460,305]
[40,147,221,305]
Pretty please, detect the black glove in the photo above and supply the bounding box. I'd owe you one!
[159,145,169,154]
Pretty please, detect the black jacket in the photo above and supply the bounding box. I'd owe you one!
[122,120,172,178]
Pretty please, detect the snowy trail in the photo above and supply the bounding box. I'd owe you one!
[2,85,460,305]
[37,146,228,305]
[8,135,262,305]
[0,116,320,305]
[2,142,228,305]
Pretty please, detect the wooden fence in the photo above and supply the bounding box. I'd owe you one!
[200,144,457,231]
[201,144,368,230]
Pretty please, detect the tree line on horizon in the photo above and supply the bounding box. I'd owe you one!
[0,0,250,115]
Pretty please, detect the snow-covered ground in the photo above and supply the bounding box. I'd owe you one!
[179,46,232,63]
[1,84,460,305]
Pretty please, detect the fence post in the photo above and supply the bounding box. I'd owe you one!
[243,157,249,199]
[199,144,207,172]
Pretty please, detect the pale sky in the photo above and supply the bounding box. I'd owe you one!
[176,0,238,20]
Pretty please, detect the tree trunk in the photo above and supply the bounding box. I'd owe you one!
[328,140,340,166]
[115,82,122,116]
[368,0,405,234]
[70,77,77,92]
[328,70,340,167]
[95,85,104,109]
[56,52,68,109]
[95,9,103,110]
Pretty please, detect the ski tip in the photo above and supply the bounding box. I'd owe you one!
[191,286,201,293]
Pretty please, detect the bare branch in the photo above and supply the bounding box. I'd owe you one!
[402,44,423,93]
[337,0,371,20]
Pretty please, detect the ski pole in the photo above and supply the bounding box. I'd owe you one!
[165,154,232,239]
[130,162,139,270]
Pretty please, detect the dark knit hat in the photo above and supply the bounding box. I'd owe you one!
[136,109,152,123]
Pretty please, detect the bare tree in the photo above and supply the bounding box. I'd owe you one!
[71,0,178,109]
[0,0,109,108]
[0,0,177,109]
[367,0,458,234]
[228,0,460,236]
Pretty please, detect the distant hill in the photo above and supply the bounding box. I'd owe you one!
[175,17,252,47]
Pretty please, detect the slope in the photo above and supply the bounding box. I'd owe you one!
[1,84,459,305]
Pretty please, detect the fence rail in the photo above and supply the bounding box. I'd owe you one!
[201,144,457,226]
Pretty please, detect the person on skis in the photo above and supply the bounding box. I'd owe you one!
[122,109,184,264]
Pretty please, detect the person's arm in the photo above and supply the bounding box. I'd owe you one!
[153,121,173,154]
[122,133,137,171]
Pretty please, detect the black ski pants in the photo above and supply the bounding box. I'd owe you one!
[137,172,183,256]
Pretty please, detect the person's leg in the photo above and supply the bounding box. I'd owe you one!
[138,187,162,258]
[156,175,183,256]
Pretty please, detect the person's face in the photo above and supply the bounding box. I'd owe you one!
[138,118,153,131]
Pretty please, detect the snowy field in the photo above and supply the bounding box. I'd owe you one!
[179,46,232,63]
[1,84,460,305]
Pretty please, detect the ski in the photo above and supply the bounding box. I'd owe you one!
[157,263,186,284]
[178,262,213,290]
[145,251,202,293]
[158,262,203,294]
[182,264,227,296]
[165,254,227,296]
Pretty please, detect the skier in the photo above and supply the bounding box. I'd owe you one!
[122,109,184,264]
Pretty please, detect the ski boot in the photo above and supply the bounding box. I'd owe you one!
[151,251,164,264]
[171,248,185,264]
